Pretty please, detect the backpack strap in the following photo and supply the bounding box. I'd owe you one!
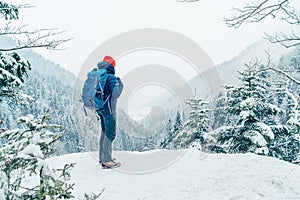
[103,94,111,106]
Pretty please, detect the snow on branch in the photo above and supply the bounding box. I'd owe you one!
[0,1,32,20]
[258,51,300,85]
[264,31,300,48]
[278,81,300,127]
[259,66,300,85]
[0,1,71,51]
[0,51,32,104]
[225,0,300,48]
[0,66,22,86]
[0,1,19,20]
[0,24,72,51]
[224,0,300,28]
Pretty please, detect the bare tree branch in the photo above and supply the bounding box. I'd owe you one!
[0,24,72,51]
[0,23,50,36]
[225,0,300,48]
[259,67,300,84]
[224,0,300,28]
[0,2,71,51]
[264,31,300,48]
[257,51,300,85]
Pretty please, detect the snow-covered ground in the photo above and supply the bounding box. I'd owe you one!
[47,148,300,200]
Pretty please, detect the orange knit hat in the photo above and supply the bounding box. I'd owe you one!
[103,56,116,68]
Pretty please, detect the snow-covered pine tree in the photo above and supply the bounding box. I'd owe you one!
[173,96,211,149]
[166,118,173,137]
[0,1,18,20]
[270,82,300,164]
[0,51,32,104]
[160,118,173,148]
[212,92,227,129]
[0,2,77,198]
[264,49,300,164]
[269,81,300,163]
[173,111,183,134]
[160,111,183,149]
[210,61,283,155]
[0,0,81,155]
[289,52,300,73]
[0,111,75,199]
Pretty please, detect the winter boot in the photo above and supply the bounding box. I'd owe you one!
[102,160,121,169]
[99,158,116,164]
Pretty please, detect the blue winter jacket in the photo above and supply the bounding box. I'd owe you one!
[97,62,123,114]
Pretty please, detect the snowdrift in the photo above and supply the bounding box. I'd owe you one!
[47,149,300,200]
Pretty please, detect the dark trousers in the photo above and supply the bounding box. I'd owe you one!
[97,109,116,163]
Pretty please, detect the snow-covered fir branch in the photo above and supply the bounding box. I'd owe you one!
[0,112,75,199]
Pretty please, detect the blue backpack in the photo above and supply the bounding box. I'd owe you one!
[82,68,109,112]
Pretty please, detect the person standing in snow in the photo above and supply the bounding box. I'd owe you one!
[96,56,123,168]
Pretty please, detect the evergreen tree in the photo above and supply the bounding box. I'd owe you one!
[0,112,74,199]
[265,49,300,163]
[0,2,79,199]
[166,118,173,136]
[160,112,182,149]
[173,97,211,148]
[289,54,300,73]
[210,62,283,155]
[269,81,300,163]
[160,119,173,148]
[212,92,227,129]
[173,111,183,134]
[0,0,81,155]
[0,51,32,104]
[0,1,18,20]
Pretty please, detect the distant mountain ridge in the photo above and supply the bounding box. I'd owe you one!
[143,39,292,121]
[216,39,289,85]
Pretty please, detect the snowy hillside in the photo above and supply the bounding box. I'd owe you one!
[47,148,300,200]
[216,39,290,85]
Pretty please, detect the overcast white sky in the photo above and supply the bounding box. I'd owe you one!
[5,0,288,76]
